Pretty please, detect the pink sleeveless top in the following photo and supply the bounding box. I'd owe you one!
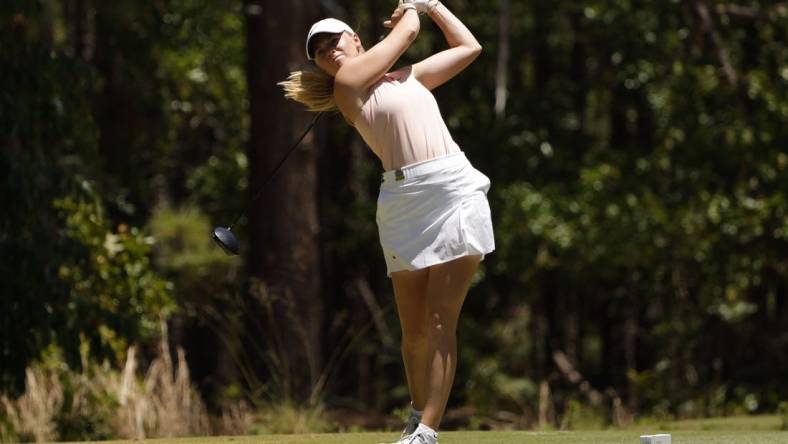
[353,67,461,171]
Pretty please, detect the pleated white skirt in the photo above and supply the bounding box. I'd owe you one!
[376,152,495,276]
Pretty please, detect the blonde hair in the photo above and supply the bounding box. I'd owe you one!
[278,65,337,112]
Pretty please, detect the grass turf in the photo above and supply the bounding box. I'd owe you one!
[68,431,787,444]
[66,416,786,444]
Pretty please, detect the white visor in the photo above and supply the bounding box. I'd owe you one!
[306,18,354,60]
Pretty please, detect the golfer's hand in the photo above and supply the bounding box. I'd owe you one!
[384,3,416,28]
[401,0,439,14]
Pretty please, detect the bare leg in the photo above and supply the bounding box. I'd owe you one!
[391,268,430,410]
[420,255,481,430]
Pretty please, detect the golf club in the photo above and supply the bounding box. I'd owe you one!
[212,112,323,255]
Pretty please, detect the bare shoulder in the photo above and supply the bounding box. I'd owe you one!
[333,75,365,125]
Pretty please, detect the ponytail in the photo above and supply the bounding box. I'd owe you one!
[278,66,338,112]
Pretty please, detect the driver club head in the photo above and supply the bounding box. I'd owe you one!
[210,113,322,258]
[212,226,239,256]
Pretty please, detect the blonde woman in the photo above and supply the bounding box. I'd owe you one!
[280,1,493,443]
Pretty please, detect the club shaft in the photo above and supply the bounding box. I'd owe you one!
[229,112,322,229]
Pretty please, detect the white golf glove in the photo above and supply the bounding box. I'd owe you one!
[399,0,440,14]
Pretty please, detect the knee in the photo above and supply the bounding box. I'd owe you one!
[427,312,456,341]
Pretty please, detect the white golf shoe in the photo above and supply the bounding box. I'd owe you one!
[382,424,438,444]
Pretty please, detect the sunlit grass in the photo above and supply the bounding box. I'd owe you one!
[64,415,786,443]
[629,414,781,431]
[65,431,788,444]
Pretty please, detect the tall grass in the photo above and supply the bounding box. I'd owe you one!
[0,322,251,442]
[1,368,62,442]
[115,329,211,438]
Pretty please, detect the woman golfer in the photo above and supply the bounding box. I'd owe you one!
[280,1,493,443]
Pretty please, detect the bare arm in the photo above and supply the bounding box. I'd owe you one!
[412,2,482,90]
[334,7,420,120]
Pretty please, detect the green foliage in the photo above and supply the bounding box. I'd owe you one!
[154,0,249,218]
[0,8,173,393]
[779,402,788,431]
[460,0,788,419]
[560,399,607,431]
[148,205,238,283]
[53,190,176,363]
[463,308,537,420]
[47,347,119,442]
[3,0,788,429]
[251,403,337,435]
[146,205,243,404]
[466,357,537,423]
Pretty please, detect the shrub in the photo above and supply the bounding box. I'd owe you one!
[559,399,607,431]
[251,402,336,435]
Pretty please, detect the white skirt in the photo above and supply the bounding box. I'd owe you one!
[376,152,495,276]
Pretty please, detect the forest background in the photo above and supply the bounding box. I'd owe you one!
[2,0,787,441]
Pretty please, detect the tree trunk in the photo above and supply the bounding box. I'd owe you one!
[63,0,86,60]
[244,0,323,404]
[494,0,511,120]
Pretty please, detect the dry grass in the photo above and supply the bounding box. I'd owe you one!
[1,368,63,442]
[115,342,211,439]
[0,323,252,442]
